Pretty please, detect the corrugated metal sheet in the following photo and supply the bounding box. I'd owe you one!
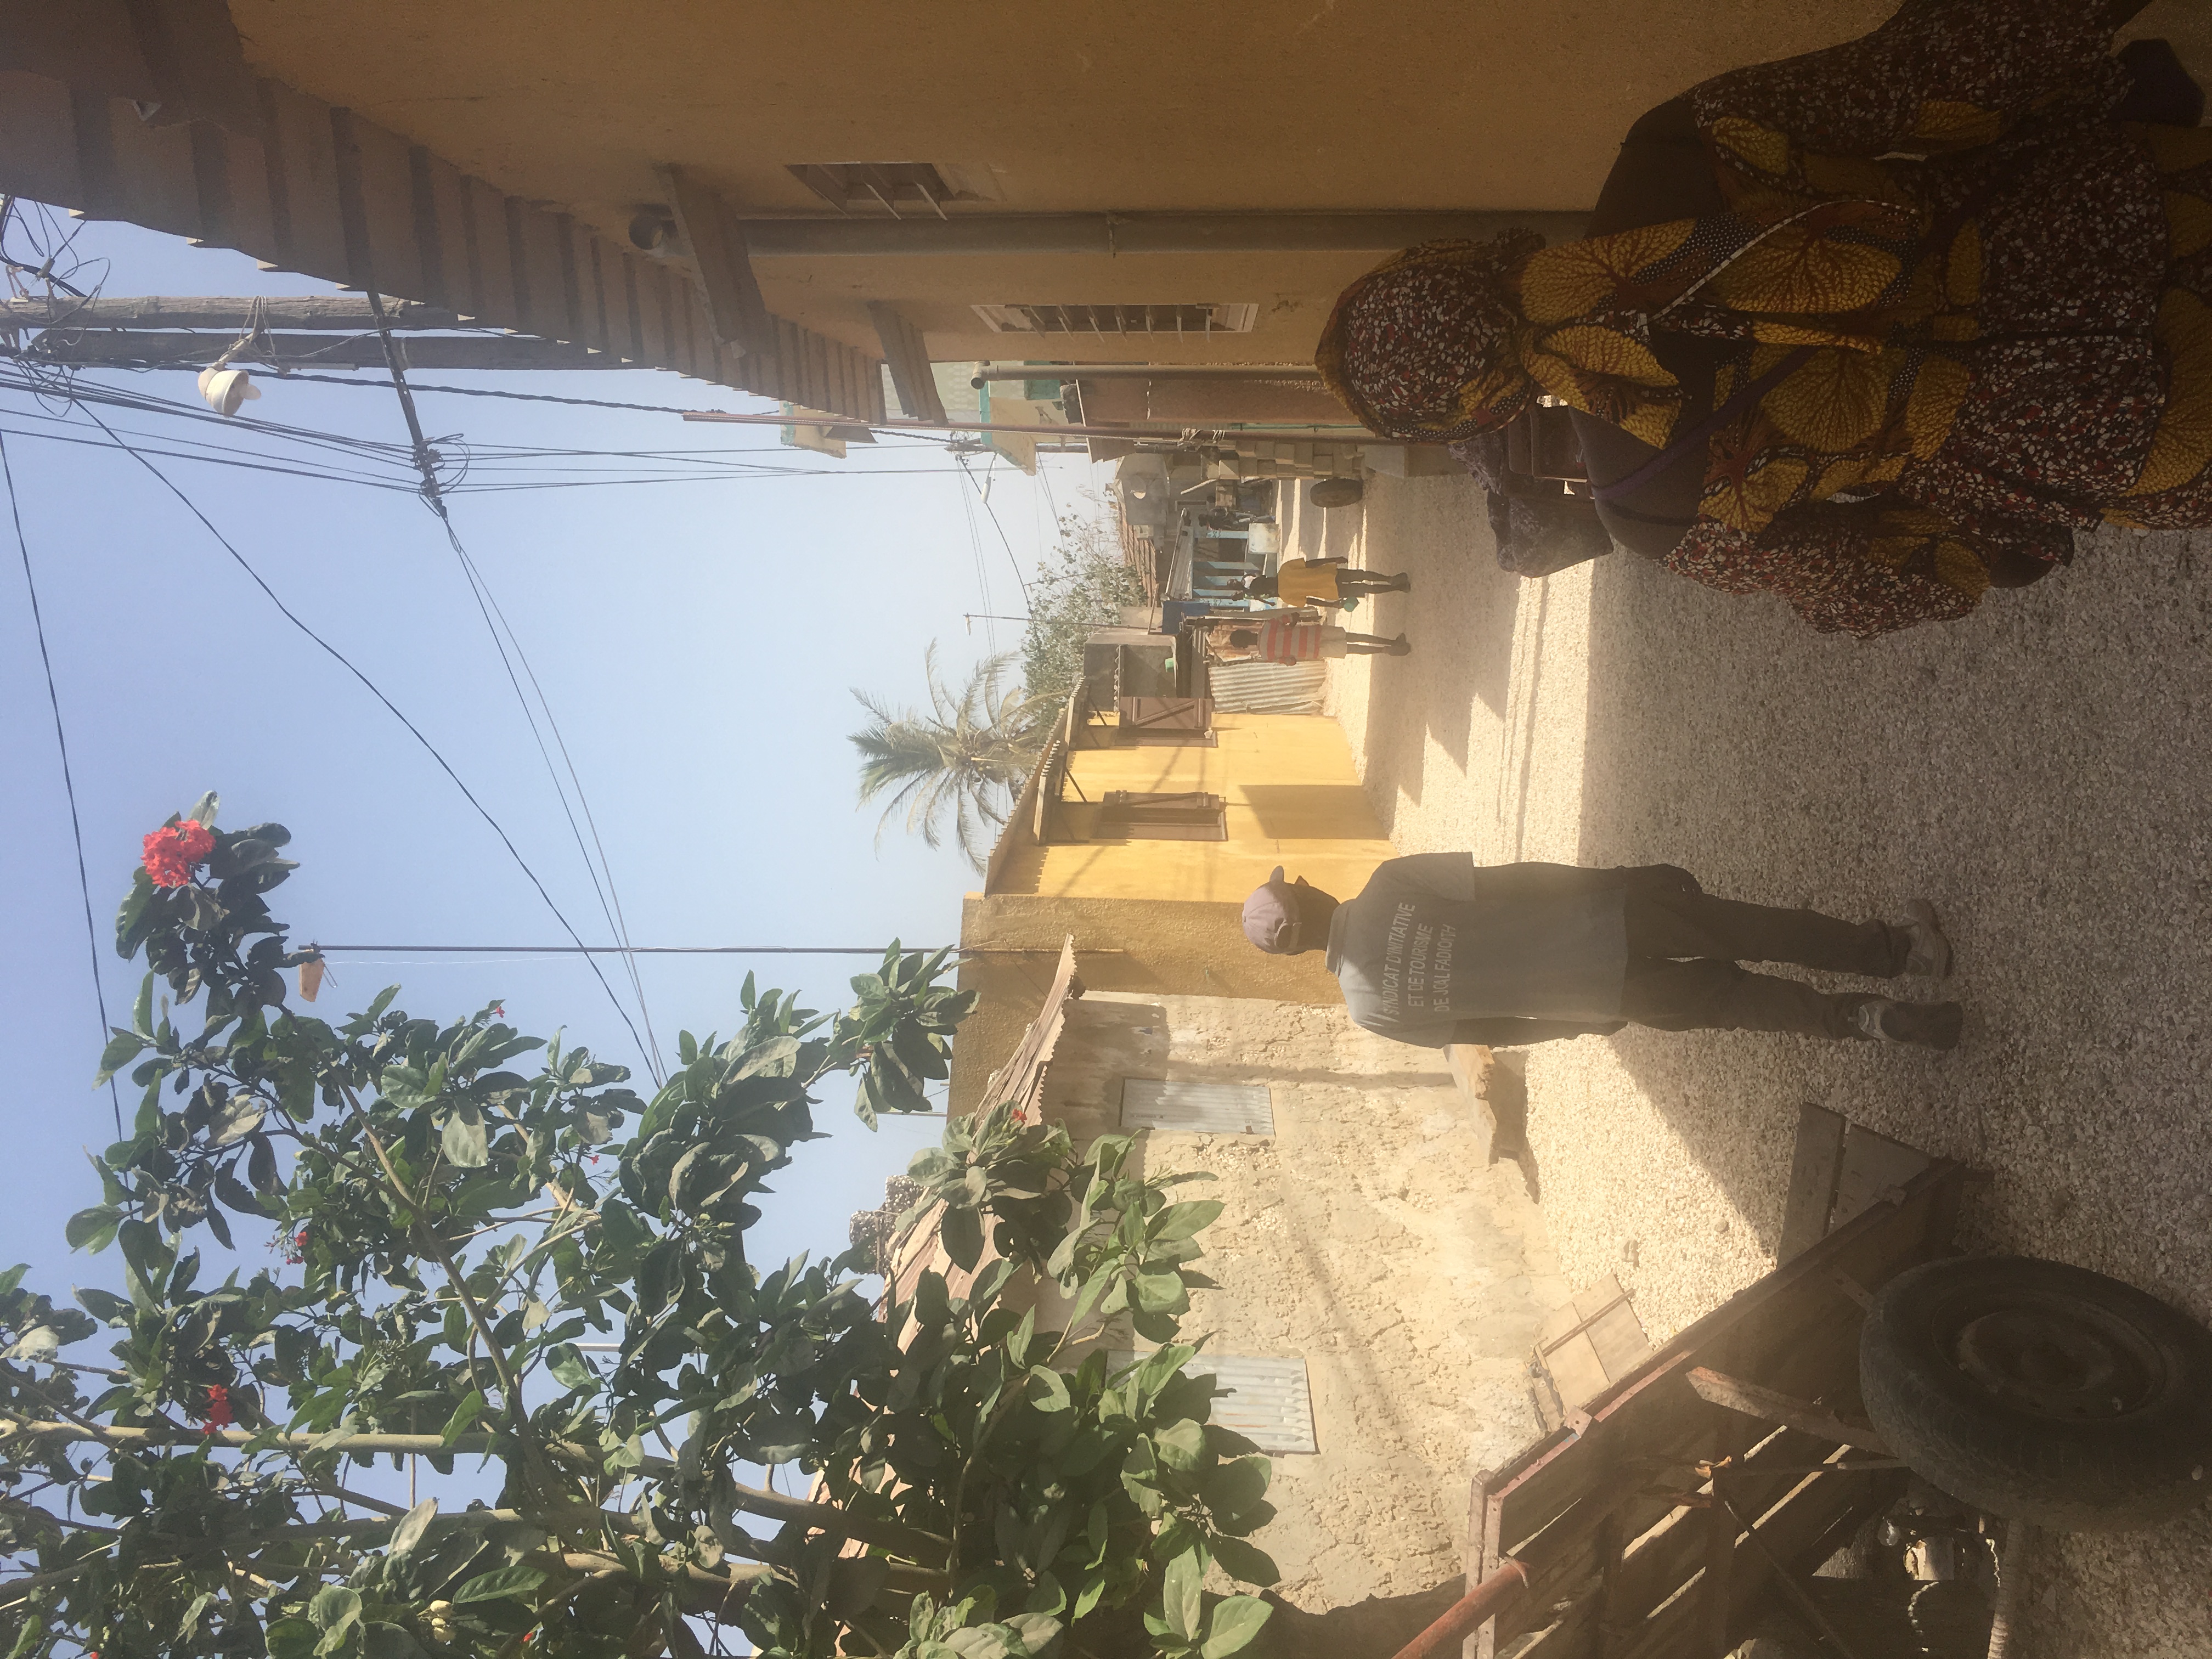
[1207,659,1329,714]
[1120,1079,1275,1136]
[1111,1352,1317,1455]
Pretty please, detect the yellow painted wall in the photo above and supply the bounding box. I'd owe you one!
[997,713,1396,902]
[951,712,1393,1114]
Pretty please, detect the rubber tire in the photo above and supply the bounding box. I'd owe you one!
[1308,477,1364,508]
[1860,1255,2212,1531]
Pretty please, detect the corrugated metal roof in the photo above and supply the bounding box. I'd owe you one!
[1206,658,1329,714]
[1120,1078,1276,1136]
[1111,1352,1317,1455]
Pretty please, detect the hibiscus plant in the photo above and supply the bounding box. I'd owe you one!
[0,796,1277,1659]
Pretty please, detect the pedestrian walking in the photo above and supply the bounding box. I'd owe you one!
[1314,0,2212,637]
[1207,614,1410,661]
[1240,558,1411,607]
[1241,856,1961,1050]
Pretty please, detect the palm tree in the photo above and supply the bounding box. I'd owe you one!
[849,646,1057,870]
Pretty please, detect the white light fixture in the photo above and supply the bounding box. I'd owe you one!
[197,365,261,417]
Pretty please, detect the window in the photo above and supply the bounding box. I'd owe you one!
[1120,1079,1274,1136]
[1115,696,1214,746]
[787,163,987,215]
[971,302,1259,335]
[1096,791,1226,842]
[1109,1352,1316,1455]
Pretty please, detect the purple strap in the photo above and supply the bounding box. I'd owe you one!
[1588,345,1814,504]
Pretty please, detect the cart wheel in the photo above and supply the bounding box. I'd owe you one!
[1308,477,1364,509]
[1860,1256,2212,1531]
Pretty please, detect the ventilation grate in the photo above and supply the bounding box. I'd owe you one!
[1110,1352,1316,1454]
[971,302,1259,335]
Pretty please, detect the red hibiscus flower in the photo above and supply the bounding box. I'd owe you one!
[202,1384,234,1431]
[142,820,215,889]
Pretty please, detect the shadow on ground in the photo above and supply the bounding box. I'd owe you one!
[1569,533,2212,1657]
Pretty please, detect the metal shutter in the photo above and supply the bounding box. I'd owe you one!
[1120,1079,1274,1136]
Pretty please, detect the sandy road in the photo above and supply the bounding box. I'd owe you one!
[1288,475,2212,1658]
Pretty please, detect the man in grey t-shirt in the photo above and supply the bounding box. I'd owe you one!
[1241,854,1962,1051]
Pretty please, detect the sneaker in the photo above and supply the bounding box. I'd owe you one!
[1390,574,1413,592]
[1387,634,1412,656]
[1852,997,1963,1051]
[1900,899,1952,979]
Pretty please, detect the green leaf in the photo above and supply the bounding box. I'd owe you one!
[1204,1454,1271,1516]
[1026,1365,1072,1413]
[94,1030,147,1086]
[114,869,154,960]
[1199,1595,1273,1658]
[441,1103,488,1168]
[308,1587,362,1636]
[72,1285,129,1323]
[266,1618,319,1659]
[451,1562,546,1605]
[1162,1549,1203,1641]
[1154,1418,1207,1474]
[439,1389,486,1447]
[185,790,219,827]
[207,1094,267,1148]
[64,1206,121,1254]
[388,1497,438,1556]
[132,973,154,1038]
[1133,1271,1188,1315]
[1150,1199,1224,1242]
[547,1343,597,1393]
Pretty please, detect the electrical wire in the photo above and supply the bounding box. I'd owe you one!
[76,403,658,1071]
[0,426,122,1136]
[362,289,665,1085]
[956,450,1033,616]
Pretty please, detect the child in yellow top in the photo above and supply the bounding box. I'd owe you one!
[1242,558,1410,608]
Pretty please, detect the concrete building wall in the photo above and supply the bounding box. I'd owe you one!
[1033,992,1557,1620]
[217,0,1945,363]
[1006,712,1397,900]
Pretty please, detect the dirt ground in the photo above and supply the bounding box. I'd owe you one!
[1282,476,2212,1658]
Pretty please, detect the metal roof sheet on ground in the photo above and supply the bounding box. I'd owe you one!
[1120,1079,1276,1136]
[1206,658,1329,713]
[1111,1352,1316,1455]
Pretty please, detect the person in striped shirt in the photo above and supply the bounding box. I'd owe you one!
[1207,614,1409,661]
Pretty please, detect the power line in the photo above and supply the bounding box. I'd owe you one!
[956,451,1034,613]
[306,944,1113,956]
[77,403,659,1071]
[363,290,665,1086]
[1,426,122,1137]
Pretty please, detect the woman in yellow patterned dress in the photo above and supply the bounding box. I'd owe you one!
[1316,0,2212,636]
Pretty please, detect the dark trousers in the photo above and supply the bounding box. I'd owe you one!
[1618,889,1906,1040]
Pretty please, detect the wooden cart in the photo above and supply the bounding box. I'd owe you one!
[1399,1156,1967,1659]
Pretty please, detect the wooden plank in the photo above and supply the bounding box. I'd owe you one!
[258,80,347,279]
[0,3,155,101]
[1684,1368,1891,1454]
[1776,1104,1846,1263]
[0,72,86,210]
[610,244,646,362]
[131,0,262,137]
[1831,1124,1932,1232]
[1489,1165,1957,1555]
[667,275,704,377]
[408,146,471,313]
[776,316,805,404]
[69,85,122,219]
[106,99,202,238]
[867,299,946,422]
[550,211,586,346]
[1466,1470,1497,1659]
[634,258,674,368]
[658,163,772,358]
[189,119,277,262]
[509,196,571,341]
[460,174,520,329]
[329,107,422,300]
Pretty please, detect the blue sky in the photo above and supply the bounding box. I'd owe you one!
[2,208,1089,1373]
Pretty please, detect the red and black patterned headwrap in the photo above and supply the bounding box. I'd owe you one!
[1314,230,1547,442]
